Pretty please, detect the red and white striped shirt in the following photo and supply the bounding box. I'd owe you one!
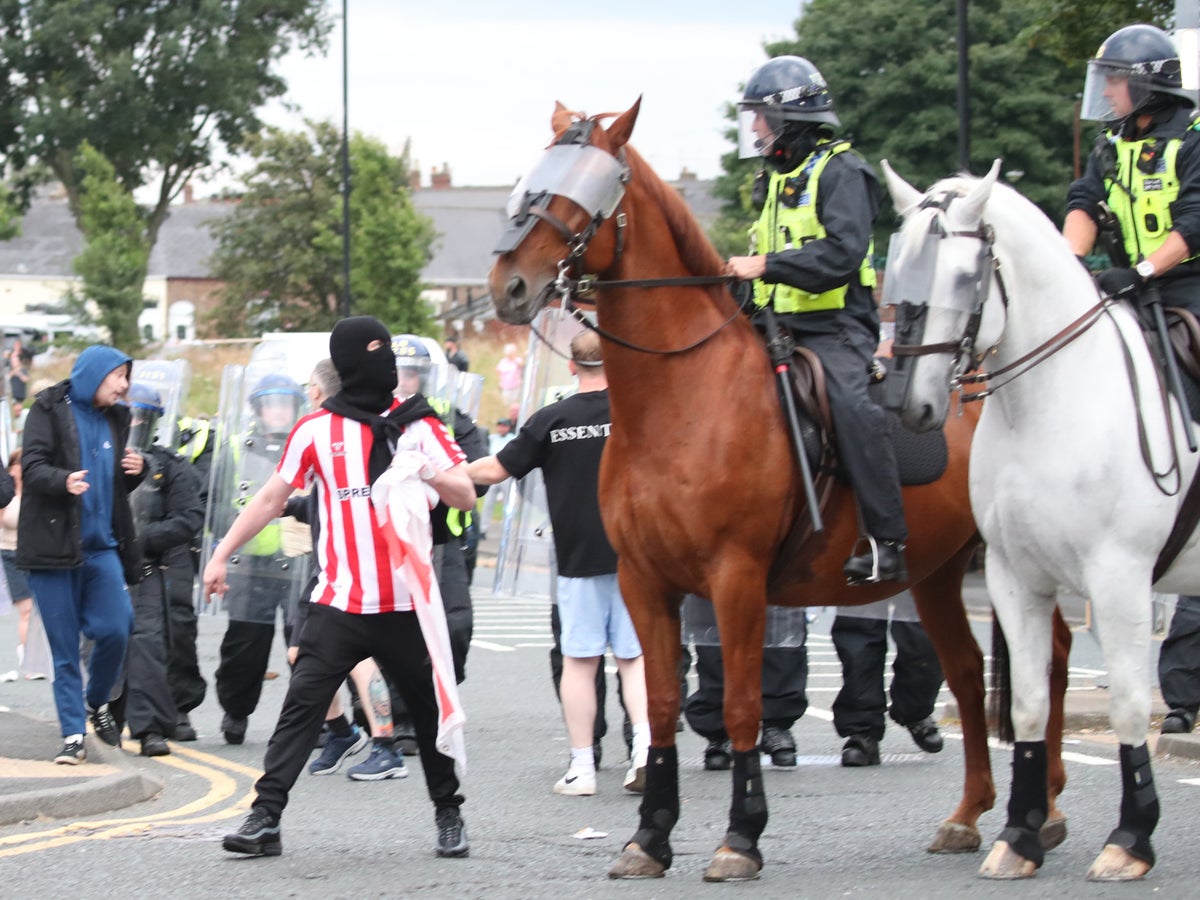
[276,402,465,614]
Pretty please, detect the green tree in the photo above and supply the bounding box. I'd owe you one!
[711,0,1101,249]
[68,142,150,351]
[1031,1,1173,64]
[208,121,436,336]
[0,0,329,248]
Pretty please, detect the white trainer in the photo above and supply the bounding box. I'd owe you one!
[624,746,649,793]
[553,767,596,796]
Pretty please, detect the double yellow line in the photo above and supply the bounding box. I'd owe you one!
[0,745,261,857]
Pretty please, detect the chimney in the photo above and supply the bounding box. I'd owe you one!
[409,168,422,191]
[431,163,452,190]
[677,167,697,183]
[183,182,195,204]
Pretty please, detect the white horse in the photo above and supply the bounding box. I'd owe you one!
[879,159,1200,881]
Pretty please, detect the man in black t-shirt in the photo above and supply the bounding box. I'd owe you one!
[467,330,650,797]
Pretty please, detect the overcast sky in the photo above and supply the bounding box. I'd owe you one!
[244,0,803,189]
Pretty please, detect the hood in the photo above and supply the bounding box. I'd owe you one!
[68,345,132,407]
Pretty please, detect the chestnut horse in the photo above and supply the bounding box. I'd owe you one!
[488,99,1069,882]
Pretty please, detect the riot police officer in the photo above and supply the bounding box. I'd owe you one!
[1065,24,1200,307]
[114,383,204,756]
[212,372,308,745]
[726,55,907,583]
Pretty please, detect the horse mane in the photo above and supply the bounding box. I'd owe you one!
[619,143,728,277]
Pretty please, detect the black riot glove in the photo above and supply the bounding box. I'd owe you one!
[1094,266,1143,300]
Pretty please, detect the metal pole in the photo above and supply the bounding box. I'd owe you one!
[956,0,970,173]
[340,0,352,318]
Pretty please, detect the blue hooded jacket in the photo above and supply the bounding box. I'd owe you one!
[68,345,131,552]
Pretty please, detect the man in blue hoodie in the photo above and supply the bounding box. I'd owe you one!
[18,345,146,764]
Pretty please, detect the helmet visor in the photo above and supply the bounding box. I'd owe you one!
[129,408,162,452]
[737,105,786,159]
[1081,59,1155,121]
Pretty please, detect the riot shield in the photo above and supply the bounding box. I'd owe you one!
[456,372,485,423]
[200,361,311,624]
[834,590,920,622]
[131,358,191,449]
[493,306,587,599]
[683,595,809,648]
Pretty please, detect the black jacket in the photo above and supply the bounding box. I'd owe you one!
[17,380,146,579]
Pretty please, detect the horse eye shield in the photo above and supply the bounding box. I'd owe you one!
[494,145,627,253]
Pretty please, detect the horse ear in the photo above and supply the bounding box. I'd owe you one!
[959,159,1003,225]
[552,101,573,133]
[880,159,924,220]
[606,97,642,152]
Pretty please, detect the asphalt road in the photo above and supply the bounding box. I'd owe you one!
[1,580,1199,898]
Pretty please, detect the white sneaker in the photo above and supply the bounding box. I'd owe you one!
[0,670,17,683]
[624,746,649,793]
[553,767,596,796]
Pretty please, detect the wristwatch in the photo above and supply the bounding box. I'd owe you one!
[1136,259,1156,281]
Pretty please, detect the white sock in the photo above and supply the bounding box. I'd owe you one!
[16,644,24,667]
[632,722,651,753]
[65,733,83,744]
[568,745,596,773]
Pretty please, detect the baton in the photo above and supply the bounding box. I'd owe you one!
[761,306,824,534]
[1144,282,1197,452]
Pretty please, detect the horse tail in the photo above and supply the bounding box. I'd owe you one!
[989,614,1015,743]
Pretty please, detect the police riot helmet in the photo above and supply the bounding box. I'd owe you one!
[1080,24,1195,122]
[248,373,304,435]
[737,55,840,159]
[392,334,433,395]
[125,382,164,452]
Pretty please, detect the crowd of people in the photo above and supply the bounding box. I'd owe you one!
[3,21,1200,864]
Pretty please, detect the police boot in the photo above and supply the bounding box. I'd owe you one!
[760,723,797,767]
[844,538,908,585]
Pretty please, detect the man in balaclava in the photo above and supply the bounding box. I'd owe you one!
[18,345,146,765]
[205,316,476,861]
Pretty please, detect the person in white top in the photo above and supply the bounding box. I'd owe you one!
[0,450,40,682]
[207,316,475,861]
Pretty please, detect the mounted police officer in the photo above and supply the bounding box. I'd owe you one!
[1065,24,1200,307]
[726,55,907,584]
[1063,25,1200,736]
[114,382,204,756]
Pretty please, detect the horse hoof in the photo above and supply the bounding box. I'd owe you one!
[1085,844,1152,882]
[702,847,762,883]
[978,840,1038,879]
[927,819,982,853]
[608,842,666,879]
[1040,814,1068,851]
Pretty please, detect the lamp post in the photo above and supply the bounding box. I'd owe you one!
[340,0,352,318]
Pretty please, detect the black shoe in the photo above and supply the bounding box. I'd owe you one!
[222,713,248,745]
[140,734,170,757]
[1161,708,1197,734]
[843,539,908,585]
[173,716,197,742]
[435,808,469,858]
[704,736,733,771]
[841,734,881,767]
[87,703,122,748]
[761,724,797,767]
[54,737,86,765]
[223,807,282,857]
[905,717,944,753]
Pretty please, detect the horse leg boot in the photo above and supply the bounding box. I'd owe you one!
[703,749,766,882]
[608,745,678,879]
[979,741,1046,879]
[1086,743,1158,881]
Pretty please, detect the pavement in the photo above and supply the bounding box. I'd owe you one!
[1,562,1198,829]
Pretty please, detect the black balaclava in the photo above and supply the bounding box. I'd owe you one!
[322,315,439,487]
[769,122,831,173]
[329,315,398,412]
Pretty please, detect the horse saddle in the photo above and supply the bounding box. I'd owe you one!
[786,348,949,487]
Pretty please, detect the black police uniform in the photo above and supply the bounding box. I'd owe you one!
[1159,595,1200,731]
[114,446,205,744]
[758,140,906,545]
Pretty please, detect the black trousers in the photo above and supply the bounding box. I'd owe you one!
[684,639,809,740]
[114,570,179,740]
[435,540,473,684]
[253,603,462,819]
[831,614,943,740]
[1159,594,1200,715]
[165,567,206,716]
[791,325,907,541]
